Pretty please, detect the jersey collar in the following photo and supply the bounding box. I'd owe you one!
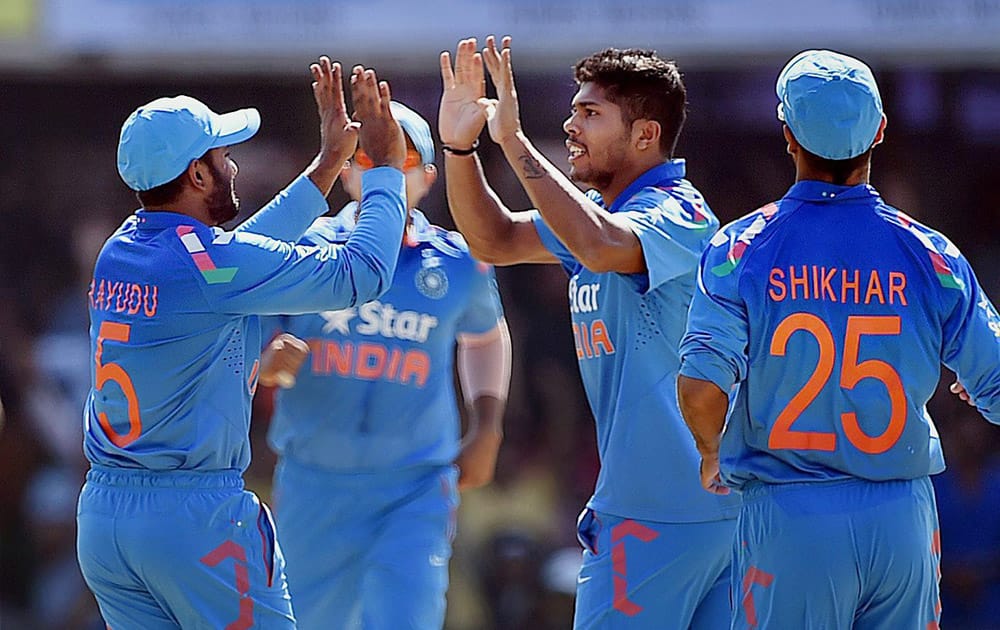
[335,202,434,246]
[603,159,687,213]
[134,209,207,231]
[784,180,881,203]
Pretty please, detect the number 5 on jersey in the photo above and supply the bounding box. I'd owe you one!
[769,314,905,455]
[94,321,143,447]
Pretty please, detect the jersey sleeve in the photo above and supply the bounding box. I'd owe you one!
[189,168,406,316]
[455,261,504,335]
[531,210,578,275]
[936,245,1000,425]
[678,224,751,392]
[616,187,719,293]
[234,174,329,242]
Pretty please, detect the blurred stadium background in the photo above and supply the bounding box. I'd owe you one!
[2,1,1000,628]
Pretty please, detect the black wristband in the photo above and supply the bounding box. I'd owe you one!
[441,139,479,156]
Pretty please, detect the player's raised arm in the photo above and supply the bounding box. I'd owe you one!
[439,38,555,266]
[479,35,645,275]
[236,56,360,241]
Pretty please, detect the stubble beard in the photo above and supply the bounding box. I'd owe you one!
[206,164,240,226]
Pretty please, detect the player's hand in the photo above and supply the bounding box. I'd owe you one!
[699,454,731,495]
[311,57,361,166]
[259,333,310,389]
[950,380,976,407]
[439,38,488,150]
[479,35,524,146]
[455,426,503,491]
[350,66,406,170]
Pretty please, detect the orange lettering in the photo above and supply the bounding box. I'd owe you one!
[789,265,809,300]
[864,270,885,305]
[889,272,907,306]
[399,350,431,387]
[324,341,353,376]
[355,343,387,380]
[386,348,402,380]
[127,284,142,315]
[768,268,787,302]
[841,269,860,304]
[590,320,616,356]
[579,320,594,358]
[142,285,158,317]
[820,267,837,302]
[572,323,585,359]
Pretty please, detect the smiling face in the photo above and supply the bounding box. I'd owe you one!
[562,82,634,194]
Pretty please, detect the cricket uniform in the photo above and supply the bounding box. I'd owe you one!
[680,181,1000,628]
[533,160,741,629]
[77,170,406,629]
[266,206,504,630]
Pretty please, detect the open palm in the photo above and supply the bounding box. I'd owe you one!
[480,35,523,146]
[439,38,487,149]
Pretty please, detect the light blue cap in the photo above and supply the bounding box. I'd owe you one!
[117,95,260,191]
[776,50,883,160]
[390,101,435,165]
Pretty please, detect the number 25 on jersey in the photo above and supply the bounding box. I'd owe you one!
[768,313,906,455]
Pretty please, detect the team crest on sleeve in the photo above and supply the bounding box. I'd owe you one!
[176,225,238,284]
[416,251,449,299]
[710,203,778,277]
[890,210,965,291]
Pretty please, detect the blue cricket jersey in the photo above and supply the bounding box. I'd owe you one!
[265,205,504,471]
[84,170,407,472]
[680,181,1000,490]
[533,160,741,523]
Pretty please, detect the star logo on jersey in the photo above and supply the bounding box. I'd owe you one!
[416,267,449,299]
[319,308,356,334]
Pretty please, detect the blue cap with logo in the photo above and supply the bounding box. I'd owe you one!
[776,50,883,160]
[117,95,261,191]
[390,101,435,165]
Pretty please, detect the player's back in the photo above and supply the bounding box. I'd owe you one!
[720,181,971,486]
[84,213,260,472]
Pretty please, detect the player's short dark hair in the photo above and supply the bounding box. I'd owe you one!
[800,148,873,186]
[573,48,687,157]
[135,149,212,207]
[136,173,186,207]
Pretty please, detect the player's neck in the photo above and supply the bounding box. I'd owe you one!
[600,156,664,207]
[142,199,215,227]
[794,161,871,187]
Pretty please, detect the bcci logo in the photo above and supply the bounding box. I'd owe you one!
[416,267,449,299]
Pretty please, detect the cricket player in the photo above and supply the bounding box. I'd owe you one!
[76,60,410,628]
[439,37,741,628]
[678,50,1000,629]
[258,101,511,630]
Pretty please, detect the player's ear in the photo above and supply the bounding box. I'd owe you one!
[187,159,209,192]
[871,115,887,148]
[633,119,661,153]
[782,124,800,156]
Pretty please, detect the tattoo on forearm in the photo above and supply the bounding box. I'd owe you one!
[519,153,545,179]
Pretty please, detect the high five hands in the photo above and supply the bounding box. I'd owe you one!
[306,57,406,192]
[440,35,524,150]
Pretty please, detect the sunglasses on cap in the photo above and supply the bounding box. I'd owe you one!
[353,148,423,171]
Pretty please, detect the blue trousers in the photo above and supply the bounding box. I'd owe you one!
[734,477,941,629]
[573,508,736,629]
[77,466,294,629]
[272,458,458,630]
